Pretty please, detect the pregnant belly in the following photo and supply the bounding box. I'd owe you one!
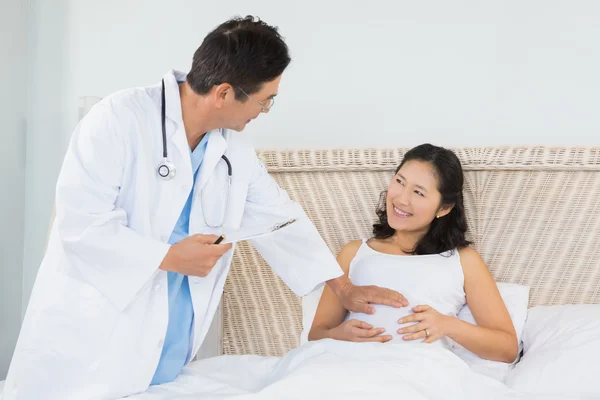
[346,304,448,348]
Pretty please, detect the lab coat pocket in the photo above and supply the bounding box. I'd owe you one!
[227,178,249,229]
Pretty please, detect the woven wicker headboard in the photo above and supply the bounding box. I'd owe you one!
[222,146,600,357]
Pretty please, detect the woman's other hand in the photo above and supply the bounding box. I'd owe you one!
[328,319,392,343]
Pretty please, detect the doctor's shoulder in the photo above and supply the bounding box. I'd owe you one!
[80,87,148,128]
[66,88,154,181]
[77,87,155,144]
[104,86,158,124]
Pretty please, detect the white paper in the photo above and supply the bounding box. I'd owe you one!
[220,218,297,244]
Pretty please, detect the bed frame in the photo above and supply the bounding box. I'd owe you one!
[219,146,600,357]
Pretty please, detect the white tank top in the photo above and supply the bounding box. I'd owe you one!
[346,239,466,349]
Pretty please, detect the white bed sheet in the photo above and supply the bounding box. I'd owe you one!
[122,339,585,400]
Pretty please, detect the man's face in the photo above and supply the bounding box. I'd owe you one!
[224,75,281,132]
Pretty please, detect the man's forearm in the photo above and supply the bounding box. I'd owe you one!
[326,274,352,297]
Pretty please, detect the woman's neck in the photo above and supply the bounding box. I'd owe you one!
[388,230,427,253]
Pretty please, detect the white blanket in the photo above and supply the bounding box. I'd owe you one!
[123,339,584,400]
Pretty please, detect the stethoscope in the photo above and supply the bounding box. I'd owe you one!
[156,79,232,228]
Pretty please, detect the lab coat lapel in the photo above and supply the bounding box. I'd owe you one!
[153,128,192,239]
[197,131,227,192]
[170,127,192,175]
[163,71,193,176]
[154,71,193,237]
[188,131,228,353]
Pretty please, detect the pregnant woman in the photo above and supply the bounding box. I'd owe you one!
[308,143,518,363]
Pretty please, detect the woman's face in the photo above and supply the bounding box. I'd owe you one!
[386,160,450,234]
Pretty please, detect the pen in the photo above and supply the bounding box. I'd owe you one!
[213,235,225,245]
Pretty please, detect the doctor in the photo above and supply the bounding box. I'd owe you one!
[4,16,407,400]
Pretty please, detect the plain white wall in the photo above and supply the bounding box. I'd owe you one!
[0,0,27,380]
[17,0,600,363]
[67,0,600,149]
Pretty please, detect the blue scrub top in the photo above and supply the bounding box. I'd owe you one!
[150,133,209,385]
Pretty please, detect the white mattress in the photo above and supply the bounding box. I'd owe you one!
[121,340,581,400]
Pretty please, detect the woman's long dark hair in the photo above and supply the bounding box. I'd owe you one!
[373,144,471,255]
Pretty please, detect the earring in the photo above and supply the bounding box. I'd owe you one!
[436,215,440,219]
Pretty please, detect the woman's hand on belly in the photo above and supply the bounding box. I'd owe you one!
[328,319,393,343]
[397,305,451,343]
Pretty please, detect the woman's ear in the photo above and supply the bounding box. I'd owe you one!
[436,203,454,219]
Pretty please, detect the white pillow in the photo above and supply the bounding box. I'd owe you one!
[505,304,600,397]
[448,283,530,382]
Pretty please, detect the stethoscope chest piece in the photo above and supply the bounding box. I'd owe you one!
[157,77,231,227]
[157,158,176,180]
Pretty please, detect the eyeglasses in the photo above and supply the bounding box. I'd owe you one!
[236,86,275,112]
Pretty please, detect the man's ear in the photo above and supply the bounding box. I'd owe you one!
[214,83,234,108]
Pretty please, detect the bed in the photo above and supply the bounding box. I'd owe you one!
[5,146,600,400]
[126,146,600,399]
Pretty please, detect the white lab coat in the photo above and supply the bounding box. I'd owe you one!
[3,70,343,400]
